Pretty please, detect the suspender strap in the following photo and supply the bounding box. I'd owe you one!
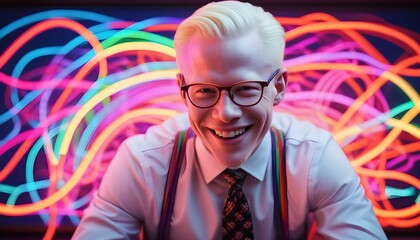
[158,128,288,239]
[271,127,289,239]
[157,129,192,239]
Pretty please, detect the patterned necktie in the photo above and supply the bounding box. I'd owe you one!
[222,169,254,240]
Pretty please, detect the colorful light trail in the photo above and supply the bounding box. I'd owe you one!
[0,9,418,239]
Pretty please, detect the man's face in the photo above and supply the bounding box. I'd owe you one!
[178,29,284,167]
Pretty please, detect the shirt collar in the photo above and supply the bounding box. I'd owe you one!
[196,131,271,184]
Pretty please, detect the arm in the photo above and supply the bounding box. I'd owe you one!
[72,141,153,239]
[308,136,387,240]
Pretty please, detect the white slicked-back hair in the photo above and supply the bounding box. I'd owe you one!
[174,0,285,72]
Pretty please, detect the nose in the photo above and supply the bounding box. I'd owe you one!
[212,90,242,122]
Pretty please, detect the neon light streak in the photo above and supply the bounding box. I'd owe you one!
[0,11,418,235]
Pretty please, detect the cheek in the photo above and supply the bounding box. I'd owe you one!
[251,100,274,127]
[187,106,207,129]
[246,106,271,126]
[264,88,277,102]
[257,94,275,113]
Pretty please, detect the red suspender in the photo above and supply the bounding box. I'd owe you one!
[157,129,192,239]
[157,128,288,239]
[271,127,289,239]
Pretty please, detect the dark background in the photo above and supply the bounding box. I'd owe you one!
[0,0,419,239]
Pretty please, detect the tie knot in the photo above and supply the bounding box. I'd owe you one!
[223,169,247,188]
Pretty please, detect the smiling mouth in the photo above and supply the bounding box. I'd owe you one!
[212,127,249,139]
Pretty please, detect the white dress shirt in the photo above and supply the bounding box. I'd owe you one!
[72,112,386,239]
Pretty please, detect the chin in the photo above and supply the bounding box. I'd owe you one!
[224,159,245,168]
[215,147,254,168]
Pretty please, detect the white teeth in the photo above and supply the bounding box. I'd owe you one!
[214,128,246,138]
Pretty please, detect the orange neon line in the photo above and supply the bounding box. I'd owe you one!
[144,23,179,32]
[345,77,365,97]
[343,137,420,162]
[279,14,388,64]
[377,142,420,158]
[343,138,374,153]
[370,194,419,223]
[348,132,389,156]
[377,216,420,228]
[0,138,36,182]
[43,204,57,240]
[277,12,342,26]
[356,167,420,196]
[42,18,106,114]
[313,19,388,64]
[389,56,420,76]
[285,21,420,57]
[0,18,106,76]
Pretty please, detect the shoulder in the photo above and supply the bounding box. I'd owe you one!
[122,113,191,154]
[111,113,191,181]
[104,113,191,199]
[271,112,332,146]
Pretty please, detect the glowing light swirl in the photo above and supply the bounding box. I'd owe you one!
[0,9,418,239]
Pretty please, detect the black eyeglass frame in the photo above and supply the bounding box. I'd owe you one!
[180,68,280,109]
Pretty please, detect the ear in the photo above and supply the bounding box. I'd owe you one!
[176,73,188,106]
[273,69,288,105]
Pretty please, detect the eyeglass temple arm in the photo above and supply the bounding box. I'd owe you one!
[268,68,281,84]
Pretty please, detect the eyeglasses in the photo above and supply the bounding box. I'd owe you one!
[180,69,280,108]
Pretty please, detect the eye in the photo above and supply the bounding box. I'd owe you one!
[236,85,253,91]
[193,86,217,94]
[233,82,261,96]
[189,85,218,99]
[198,87,216,93]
